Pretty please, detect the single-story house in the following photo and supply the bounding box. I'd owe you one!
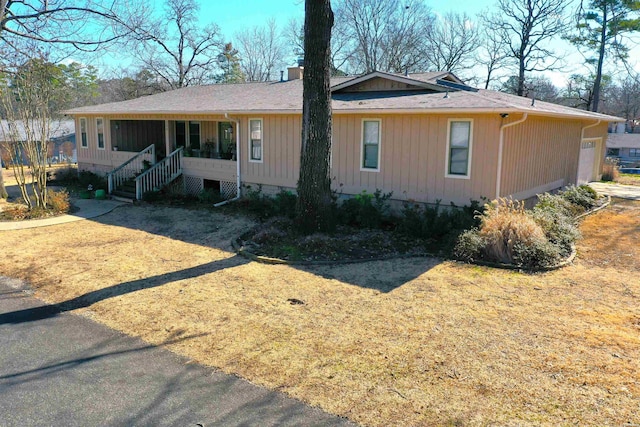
[606,133,640,168]
[64,68,622,204]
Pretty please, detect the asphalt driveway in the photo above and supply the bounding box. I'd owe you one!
[0,277,353,427]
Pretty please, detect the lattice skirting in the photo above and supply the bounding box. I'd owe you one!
[220,180,237,199]
[184,176,203,195]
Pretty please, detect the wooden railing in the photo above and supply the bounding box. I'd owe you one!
[107,144,155,194]
[135,147,183,200]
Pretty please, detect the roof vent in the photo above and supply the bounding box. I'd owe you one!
[443,91,449,99]
[280,70,284,82]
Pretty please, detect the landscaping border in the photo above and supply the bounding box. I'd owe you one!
[231,233,440,266]
[231,196,611,271]
[457,195,611,272]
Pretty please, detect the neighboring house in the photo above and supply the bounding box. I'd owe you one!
[0,119,76,166]
[64,68,621,204]
[606,133,640,168]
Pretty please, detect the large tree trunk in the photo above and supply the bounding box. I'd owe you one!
[591,6,608,112]
[295,0,334,233]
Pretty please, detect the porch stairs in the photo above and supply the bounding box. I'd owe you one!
[107,145,184,201]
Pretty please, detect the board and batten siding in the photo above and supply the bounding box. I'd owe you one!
[500,116,609,199]
[235,113,501,205]
[76,115,114,172]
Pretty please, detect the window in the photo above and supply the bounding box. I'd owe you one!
[446,119,473,178]
[361,119,381,171]
[249,118,263,162]
[96,118,105,149]
[607,148,620,156]
[631,148,640,157]
[80,118,88,148]
[189,122,201,150]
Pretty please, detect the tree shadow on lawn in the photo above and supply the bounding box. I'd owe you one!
[298,256,443,293]
[0,255,248,325]
[86,204,444,293]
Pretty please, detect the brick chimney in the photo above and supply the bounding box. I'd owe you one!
[288,66,304,81]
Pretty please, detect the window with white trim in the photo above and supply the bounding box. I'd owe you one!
[249,118,263,162]
[96,117,105,149]
[80,118,88,148]
[630,148,640,157]
[447,120,472,177]
[361,119,381,170]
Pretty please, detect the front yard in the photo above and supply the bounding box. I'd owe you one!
[0,197,638,426]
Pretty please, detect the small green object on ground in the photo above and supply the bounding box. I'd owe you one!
[79,191,91,199]
[95,189,106,200]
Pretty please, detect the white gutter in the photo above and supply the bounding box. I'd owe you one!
[580,119,601,141]
[496,113,528,199]
[214,113,242,207]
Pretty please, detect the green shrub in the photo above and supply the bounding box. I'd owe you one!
[77,171,107,191]
[142,190,162,202]
[48,189,70,214]
[511,239,562,268]
[338,189,392,229]
[558,185,598,212]
[397,199,481,241]
[49,166,78,184]
[240,186,300,221]
[532,193,579,254]
[454,229,486,262]
[197,188,224,204]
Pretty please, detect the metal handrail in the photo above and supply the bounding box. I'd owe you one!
[134,147,183,200]
[107,144,155,194]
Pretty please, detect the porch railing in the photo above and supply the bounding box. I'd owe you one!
[107,144,155,194]
[135,147,183,200]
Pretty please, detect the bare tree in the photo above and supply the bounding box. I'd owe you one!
[287,16,351,75]
[334,0,434,74]
[235,19,286,82]
[296,0,334,232]
[1,0,142,199]
[423,12,481,74]
[129,0,224,89]
[485,0,569,97]
[1,0,143,59]
[477,16,510,89]
[569,0,640,112]
[603,74,640,123]
[0,59,61,208]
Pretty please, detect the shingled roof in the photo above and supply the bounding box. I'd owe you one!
[65,71,622,122]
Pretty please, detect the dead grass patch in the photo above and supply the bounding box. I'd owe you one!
[1,199,639,426]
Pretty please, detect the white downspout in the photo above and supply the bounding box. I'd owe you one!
[496,113,528,199]
[214,113,242,207]
[580,119,601,141]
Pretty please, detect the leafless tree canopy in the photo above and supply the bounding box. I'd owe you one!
[424,12,481,74]
[333,0,435,74]
[128,0,224,89]
[235,19,286,82]
[485,0,568,96]
[0,0,144,61]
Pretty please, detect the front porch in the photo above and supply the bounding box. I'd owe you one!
[106,118,239,200]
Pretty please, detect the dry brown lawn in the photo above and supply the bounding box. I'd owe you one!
[1,195,639,426]
[617,173,640,186]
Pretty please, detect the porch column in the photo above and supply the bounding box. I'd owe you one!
[165,120,171,155]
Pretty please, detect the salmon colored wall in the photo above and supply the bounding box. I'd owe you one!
[501,117,609,199]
